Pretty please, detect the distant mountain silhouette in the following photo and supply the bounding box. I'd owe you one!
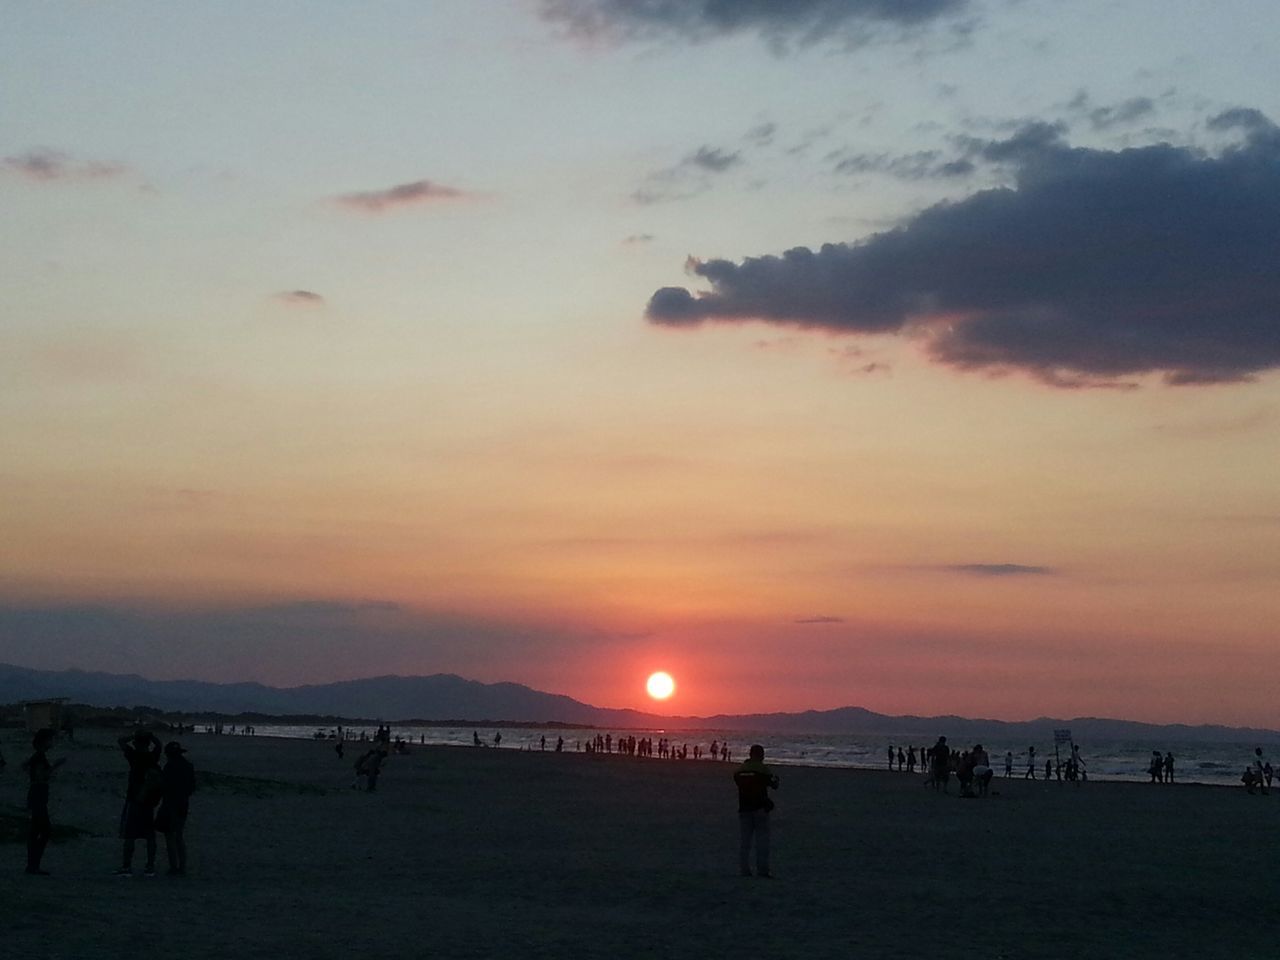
[1,662,1275,743]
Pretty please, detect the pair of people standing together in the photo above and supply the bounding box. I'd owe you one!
[116,729,196,876]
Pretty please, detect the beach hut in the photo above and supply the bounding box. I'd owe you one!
[22,697,69,733]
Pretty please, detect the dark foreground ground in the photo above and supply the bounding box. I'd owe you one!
[1,730,1276,960]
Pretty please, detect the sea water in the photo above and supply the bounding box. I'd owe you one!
[243,723,1276,786]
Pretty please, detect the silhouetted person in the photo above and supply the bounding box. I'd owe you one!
[1163,752,1174,784]
[1005,751,1014,777]
[1149,751,1163,784]
[887,746,895,770]
[355,748,385,791]
[929,736,950,792]
[734,744,779,878]
[493,731,502,748]
[116,729,162,876]
[23,729,64,875]
[154,741,196,876]
[897,747,906,771]
[1252,748,1269,795]
[906,746,917,773]
[971,744,993,797]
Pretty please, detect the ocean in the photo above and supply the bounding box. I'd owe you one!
[238,722,1276,786]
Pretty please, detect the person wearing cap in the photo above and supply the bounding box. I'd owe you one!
[733,744,780,878]
[116,728,162,876]
[155,741,197,876]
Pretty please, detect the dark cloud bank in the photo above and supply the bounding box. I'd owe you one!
[648,111,1280,388]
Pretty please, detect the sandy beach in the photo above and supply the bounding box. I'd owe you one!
[2,729,1276,960]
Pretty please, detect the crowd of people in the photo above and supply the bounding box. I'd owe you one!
[887,740,1092,791]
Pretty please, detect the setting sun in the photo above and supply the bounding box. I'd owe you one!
[646,671,675,700]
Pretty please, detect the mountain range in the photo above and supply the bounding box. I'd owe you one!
[2,662,1276,744]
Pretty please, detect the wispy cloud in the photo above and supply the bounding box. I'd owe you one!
[336,179,469,213]
[2,148,126,182]
[943,564,1057,577]
[272,289,326,307]
[540,0,971,51]
[795,615,845,624]
[633,145,744,205]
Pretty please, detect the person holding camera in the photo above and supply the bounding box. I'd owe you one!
[734,744,780,878]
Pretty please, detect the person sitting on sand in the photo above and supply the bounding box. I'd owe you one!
[116,729,162,876]
[734,744,780,878]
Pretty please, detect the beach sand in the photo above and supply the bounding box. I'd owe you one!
[2,729,1276,960]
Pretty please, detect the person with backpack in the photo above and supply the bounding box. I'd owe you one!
[154,741,197,876]
[116,729,162,876]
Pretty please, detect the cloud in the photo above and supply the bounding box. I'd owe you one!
[1065,92,1158,131]
[336,179,468,212]
[633,145,744,204]
[833,148,974,180]
[745,122,778,146]
[943,564,1056,577]
[795,615,845,624]
[647,110,1280,388]
[272,290,325,306]
[2,148,126,182]
[540,0,970,49]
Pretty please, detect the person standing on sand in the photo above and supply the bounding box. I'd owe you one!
[1005,751,1014,777]
[155,741,196,875]
[928,736,950,792]
[1163,752,1174,784]
[22,728,65,875]
[734,744,780,878]
[116,729,162,876]
[1025,746,1036,780]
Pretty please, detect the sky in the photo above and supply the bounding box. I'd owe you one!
[2,0,1278,726]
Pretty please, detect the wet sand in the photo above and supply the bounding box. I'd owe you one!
[2,729,1276,959]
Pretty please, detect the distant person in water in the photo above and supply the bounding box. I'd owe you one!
[155,742,196,876]
[23,728,65,875]
[734,745,779,878]
[116,729,162,876]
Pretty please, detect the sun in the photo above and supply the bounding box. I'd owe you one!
[646,671,675,700]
